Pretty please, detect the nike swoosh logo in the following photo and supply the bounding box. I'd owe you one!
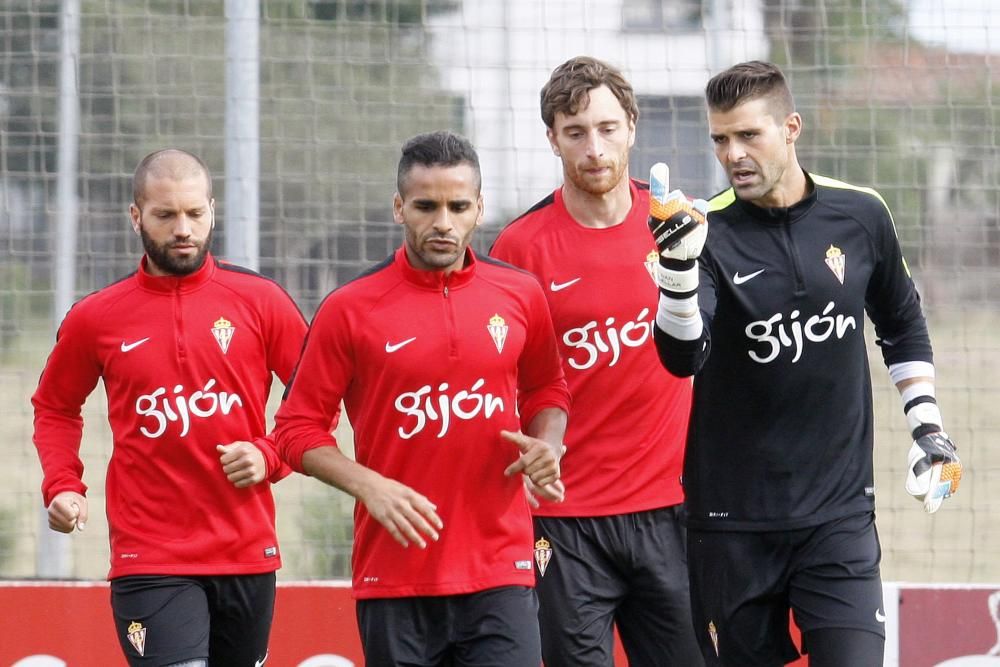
[254,652,269,667]
[733,269,765,285]
[120,337,150,352]
[385,337,417,353]
[550,278,581,292]
[875,609,886,623]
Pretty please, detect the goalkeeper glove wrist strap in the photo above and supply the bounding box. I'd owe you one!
[660,257,695,272]
[900,380,944,439]
[655,260,698,297]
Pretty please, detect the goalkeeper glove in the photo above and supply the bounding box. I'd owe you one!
[905,430,962,514]
[647,162,709,263]
[647,163,708,297]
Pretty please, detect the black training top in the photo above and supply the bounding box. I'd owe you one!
[655,171,932,531]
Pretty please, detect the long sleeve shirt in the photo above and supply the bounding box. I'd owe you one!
[32,254,307,578]
[275,246,570,599]
[654,173,933,531]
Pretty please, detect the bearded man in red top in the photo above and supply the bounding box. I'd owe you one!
[490,57,702,666]
[32,149,307,667]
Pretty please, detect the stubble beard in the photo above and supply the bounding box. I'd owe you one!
[407,228,466,271]
[141,226,212,276]
[568,156,628,197]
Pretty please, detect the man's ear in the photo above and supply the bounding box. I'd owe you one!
[129,203,141,234]
[392,192,405,225]
[547,128,560,157]
[784,112,803,143]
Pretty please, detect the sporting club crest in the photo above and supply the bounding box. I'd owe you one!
[644,249,659,285]
[824,244,846,285]
[127,620,147,656]
[708,620,719,656]
[212,316,235,354]
[487,314,508,354]
[534,537,553,577]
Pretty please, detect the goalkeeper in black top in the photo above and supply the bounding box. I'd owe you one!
[648,60,963,666]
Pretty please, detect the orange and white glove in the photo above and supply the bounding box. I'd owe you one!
[906,431,962,514]
[647,162,708,296]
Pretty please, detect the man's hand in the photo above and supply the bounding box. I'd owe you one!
[48,491,87,533]
[502,429,564,490]
[523,476,566,508]
[357,475,443,549]
[647,162,709,263]
[217,442,267,488]
[905,431,962,513]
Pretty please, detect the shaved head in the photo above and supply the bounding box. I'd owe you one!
[132,149,213,207]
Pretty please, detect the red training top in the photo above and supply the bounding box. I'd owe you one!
[275,247,570,599]
[491,179,691,517]
[32,254,307,579]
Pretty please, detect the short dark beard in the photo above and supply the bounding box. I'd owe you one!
[140,225,212,276]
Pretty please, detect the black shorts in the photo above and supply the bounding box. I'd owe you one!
[110,573,275,667]
[532,507,701,667]
[687,512,885,666]
[356,585,541,667]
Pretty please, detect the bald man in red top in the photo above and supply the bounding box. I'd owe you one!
[33,149,306,667]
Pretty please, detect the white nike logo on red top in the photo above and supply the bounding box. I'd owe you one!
[550,277,581,292]
[120,337,150,352]
[385,337,417,353]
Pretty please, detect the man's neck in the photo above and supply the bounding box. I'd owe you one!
[754,161,809,210]
[561,175,633,229]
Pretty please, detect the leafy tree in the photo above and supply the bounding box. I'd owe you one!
[760,0,999,272]
[1,0,465,579]
[66,1,462,310]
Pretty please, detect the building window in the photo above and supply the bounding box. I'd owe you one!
[630,95,714,197]
[623,0,702,31]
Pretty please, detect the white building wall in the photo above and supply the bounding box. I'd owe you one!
[429,0,768,223]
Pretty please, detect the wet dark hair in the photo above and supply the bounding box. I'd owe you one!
[705,60,795,119]
[396,131,481,196]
